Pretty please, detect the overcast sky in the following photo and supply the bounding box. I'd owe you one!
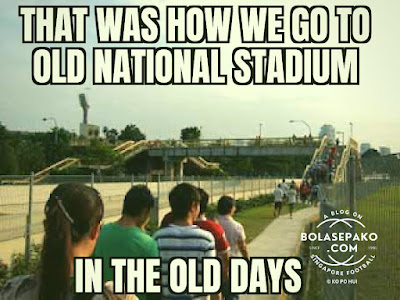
[1,0,399,152]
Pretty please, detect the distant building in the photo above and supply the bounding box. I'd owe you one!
[379,147,391,156]
[79,123,100,140]
[319,124,335,141]
[360,143,371,155]
[78,93,99,140]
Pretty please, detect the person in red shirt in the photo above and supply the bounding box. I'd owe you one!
[194,188,230,282]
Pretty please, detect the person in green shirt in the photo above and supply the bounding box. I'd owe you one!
[94,185,159,300]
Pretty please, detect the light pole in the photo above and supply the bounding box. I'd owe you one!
[349,122,354,138]
[259,123,263,139]
[43,117,58,144]
[337,131,345,145]
[289,120,312,137]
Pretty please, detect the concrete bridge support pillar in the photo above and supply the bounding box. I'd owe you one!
[164,158,186,181]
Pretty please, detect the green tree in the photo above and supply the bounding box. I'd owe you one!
[0,142,18,174]
[180,126,201,141]
[80,140,118,165]
[362,148,380,159]
[15,140,46,174]
[119,124,146,141]
[0,124,18,174]
[103,127,119,144]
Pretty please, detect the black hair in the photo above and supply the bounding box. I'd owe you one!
[122,185,155,217]
[169,183,200,220]
[197,188,209,214]
[217,196,235,215]
[39,183,103,300]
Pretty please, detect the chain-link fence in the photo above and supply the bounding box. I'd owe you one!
[303,155,400,299]
[0,174,287,258]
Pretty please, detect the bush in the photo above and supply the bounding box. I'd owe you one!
[0,260,8,289]
[0,244,42,289]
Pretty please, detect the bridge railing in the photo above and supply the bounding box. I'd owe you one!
[148,137,320,149]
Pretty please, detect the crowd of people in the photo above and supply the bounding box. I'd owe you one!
[305,140,340,185]
[273,177,323,218]
[1,183,249,300]
[273,179,299,219]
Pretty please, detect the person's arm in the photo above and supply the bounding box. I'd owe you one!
[238,237,249,259]
[237,225,249,259]
[218,250,230,281]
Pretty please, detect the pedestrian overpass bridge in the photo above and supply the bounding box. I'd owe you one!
[148,137,319,158]
[17,137,331,183]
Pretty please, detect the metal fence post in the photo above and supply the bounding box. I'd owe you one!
[258,175,261,196]
[151,174,160,226]
[91,173,95,188]
[243,177,246,199]
[349,155,356,214]
[233,178,236,199]
[25,172,34,262]
[348,155,357,300]
[210,176,214,204]
[250,177,253,198]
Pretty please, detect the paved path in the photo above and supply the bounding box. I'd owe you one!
[241,207,319,300]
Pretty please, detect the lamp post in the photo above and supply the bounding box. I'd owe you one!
[337,131,345,145]
[349,122,354,138]
[43,117,58,144]
[259,123,263,139]
[289,120,312,137]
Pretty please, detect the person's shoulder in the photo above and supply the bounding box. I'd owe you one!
[93,282,137,300]
[195,225,215,241]
[0,275,38,299]
[231,218,245,231]
[152,227,165,240]
[98,223,116,237]
[153,225,177,240]
[138,230,158,249]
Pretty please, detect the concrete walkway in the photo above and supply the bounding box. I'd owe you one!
[241,207,319,300]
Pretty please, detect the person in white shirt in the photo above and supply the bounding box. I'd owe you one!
[287,184,297,219]
[280,179,289,200]
[273,184,284,217]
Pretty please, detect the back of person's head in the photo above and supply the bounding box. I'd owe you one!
[169,183,200,220]
[278,184,281,188]
[198,188,209,215]
[123,185,154,218]
[217,196,235,215]
[40,183,103,300]
[282,179,286,183]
